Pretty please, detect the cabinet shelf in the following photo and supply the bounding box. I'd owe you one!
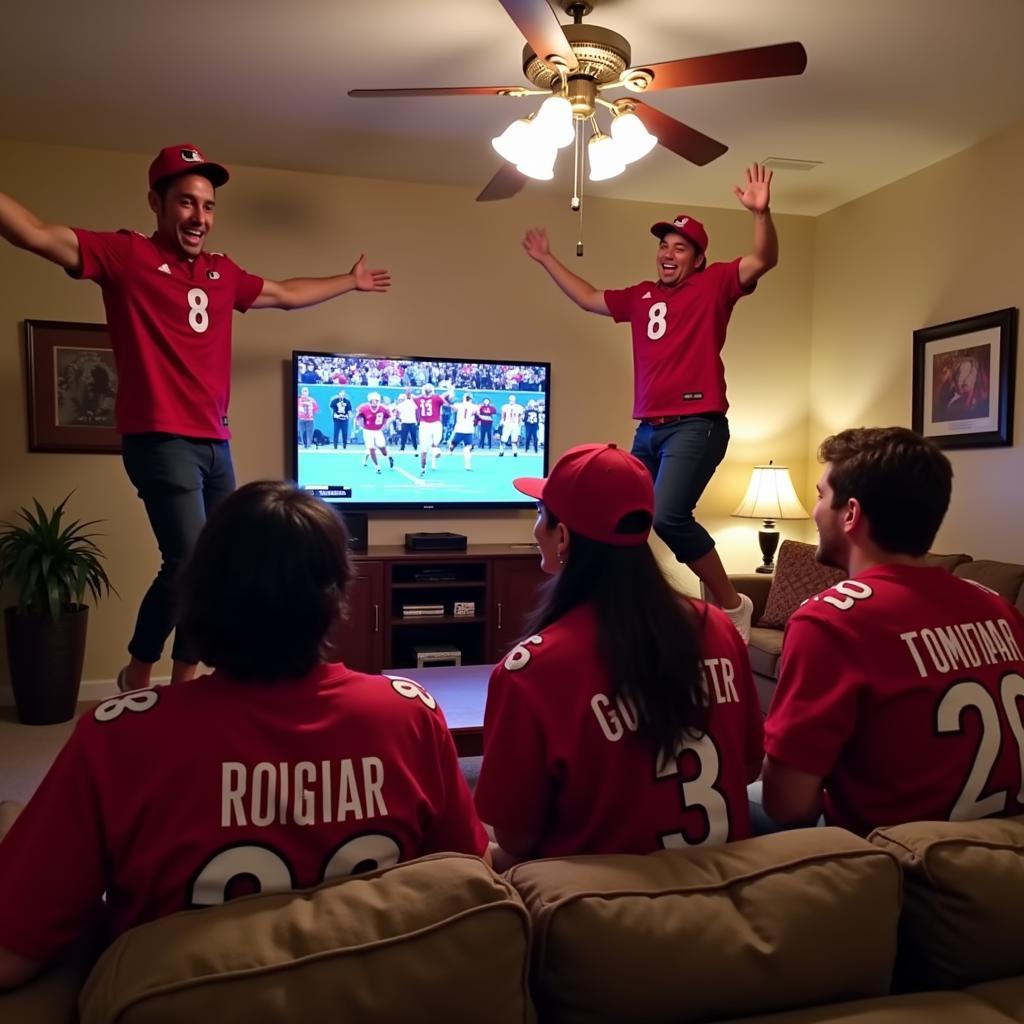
[391,581,487,591]
[392,615,486,626]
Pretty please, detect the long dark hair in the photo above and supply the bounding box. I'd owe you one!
[524,508,708,755]
[181,481,353,681]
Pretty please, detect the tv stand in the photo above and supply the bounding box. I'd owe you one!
[332,545,545,673]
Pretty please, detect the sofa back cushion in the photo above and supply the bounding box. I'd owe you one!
[870,815,1024,991]
[953,559,1024,609]
[508,827,901,1024]
[921,551,973,572]
[79,854,534,1024]
[757,540,846,629]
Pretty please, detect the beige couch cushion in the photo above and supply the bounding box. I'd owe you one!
[870,816,1024,991]
[757,541,845,630]
[80,854,534,1024]
[509,827,900,1024]
[0,932,101,1024]
[954,559,1024,607]
[968,978,1024,1023]
[922,551,973,572]
[719,991,1017,1023]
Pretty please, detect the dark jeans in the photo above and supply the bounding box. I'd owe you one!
[332,418,349,448]
[121,434,236,664]
[399,423,418,450]
[630,414,729,564]
[523,425,539,452]
[479,421,493,448]
[299,420,313,447]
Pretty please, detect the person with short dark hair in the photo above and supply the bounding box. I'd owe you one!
[521,166,779,643]
[329,389,353,449]
[0,145,391,693]
[474,444,763,866]
[0,481,487,990]
[762,427,1024,834]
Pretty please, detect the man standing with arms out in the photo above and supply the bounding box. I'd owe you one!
[477,395,497,449]
[762,427,1024,835]
[357,393,394,474]
[448,392,479,471]
[415,382,450,477]
[329,388,353,449]
[396,386,419,452]
[0,144,391,691]
[297,386,318,448]
[499,393,523,457]
[522,164,778,640]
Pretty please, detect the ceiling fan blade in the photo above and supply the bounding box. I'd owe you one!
[632,102,728,166]
[498,0,578,73]
[627,42,807,93]
[476,163,528,202]
[349,85,523,98]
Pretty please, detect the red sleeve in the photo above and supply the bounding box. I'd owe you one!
[715,257,757,302]
[0,717,108,962]
[474,663,550,838]
[604,285,635,324]
[764,611,861,777]
[70,228,131,283]
[221,255,264,313]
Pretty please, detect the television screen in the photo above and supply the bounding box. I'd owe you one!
[292,351,551,510]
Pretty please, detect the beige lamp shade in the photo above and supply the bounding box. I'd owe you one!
[732,462,809,521]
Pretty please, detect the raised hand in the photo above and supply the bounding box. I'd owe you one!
[732,163,772,214]
[350,254,392,292]
[522,227,551,262]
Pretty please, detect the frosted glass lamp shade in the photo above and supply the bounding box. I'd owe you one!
[534,95,575,149]
[588,132,626,181]
[610,110,658,163]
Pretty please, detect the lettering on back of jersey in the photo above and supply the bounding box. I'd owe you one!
[901,619,1023,678]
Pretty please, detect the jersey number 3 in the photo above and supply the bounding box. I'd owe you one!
[657,733,730,846]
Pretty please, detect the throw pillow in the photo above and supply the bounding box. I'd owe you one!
[757,539,845,629]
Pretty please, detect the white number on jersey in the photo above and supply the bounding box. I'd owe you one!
[190,832,401,907]
[937,672,1024,820]
[387,675,437,710]
[646,302,668,341]
[813,579,874,611]
[657,732,730,846]
[187,287,210,334]
[503,635,543,672]
[94,689,160,722]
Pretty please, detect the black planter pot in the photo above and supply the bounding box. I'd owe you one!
[4,605,88,725]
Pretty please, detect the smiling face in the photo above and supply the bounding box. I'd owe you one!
[655,231,704,287]
[149,173,216,258]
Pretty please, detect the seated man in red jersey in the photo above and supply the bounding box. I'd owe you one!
[474,444,763,866]
[0,481,488,989]
[762,427,1024,835]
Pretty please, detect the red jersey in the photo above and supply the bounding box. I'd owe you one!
[0,663,486,963]
[765,565,1024,835]
[474,601,763,856]
[297,396,318,420]
[357,403,390,430]
[72,229,264,438]
[415,393,447,424]
[477,402,497,423]
[604,258,753,419]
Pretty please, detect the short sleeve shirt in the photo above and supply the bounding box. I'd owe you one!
[0,663,486,963]
[604,258,752,419]
[474,601,763,856]
[72,229,264,438]
[765,565,1024,835]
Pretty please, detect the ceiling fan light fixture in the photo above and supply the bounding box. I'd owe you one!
[491,117,535,165]
[533,95,575,149]
[516,143,558,181]
[587,131,625,181]
[610,109,657,163]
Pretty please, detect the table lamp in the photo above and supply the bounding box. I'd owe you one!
[732,461,810,573]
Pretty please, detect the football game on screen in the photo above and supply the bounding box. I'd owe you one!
[293,352,549,508]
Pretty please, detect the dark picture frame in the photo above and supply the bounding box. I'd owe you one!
[25,319,121,454]
[912,307,1017,450]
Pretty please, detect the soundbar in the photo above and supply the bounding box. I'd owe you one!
[405,532,468,552]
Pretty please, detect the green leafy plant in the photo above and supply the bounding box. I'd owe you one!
[0,495,116,620]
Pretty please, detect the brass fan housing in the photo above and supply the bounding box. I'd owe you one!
[522,24,631,90]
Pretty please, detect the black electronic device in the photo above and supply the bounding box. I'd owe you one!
[341,510,369,552]
[405,531,468,552]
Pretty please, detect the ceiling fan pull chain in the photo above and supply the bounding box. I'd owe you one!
[574,118,585,256]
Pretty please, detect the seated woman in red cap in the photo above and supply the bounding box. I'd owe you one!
[474,444,764,866]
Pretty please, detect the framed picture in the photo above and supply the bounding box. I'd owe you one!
[912,307,1018,449]
[24,320,121,454]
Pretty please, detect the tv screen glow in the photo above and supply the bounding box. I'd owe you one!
[292,351,551,510]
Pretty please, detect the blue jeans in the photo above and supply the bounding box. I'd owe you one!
[630,414,730,563]
[121,434,236,664]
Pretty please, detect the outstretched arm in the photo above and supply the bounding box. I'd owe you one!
[522,227,610,316]
[251,254,391,310]
[0,191,81,271]
[733,164,778,287]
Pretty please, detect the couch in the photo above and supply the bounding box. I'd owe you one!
[3,814,1024,1023]
[726,544,1024,714]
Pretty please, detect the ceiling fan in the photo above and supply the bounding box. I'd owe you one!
[349,0,807,203]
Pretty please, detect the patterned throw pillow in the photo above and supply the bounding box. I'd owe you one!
[757,539,846,629]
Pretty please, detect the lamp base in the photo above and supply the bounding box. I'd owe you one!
[756,522,780,574]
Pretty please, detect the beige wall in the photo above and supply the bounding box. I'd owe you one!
[810,118,1024,562]
[0,139,815,685]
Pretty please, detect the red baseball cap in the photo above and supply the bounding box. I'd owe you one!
[650,213,708,263]
[148,144,230,189]
[514,443,654,547]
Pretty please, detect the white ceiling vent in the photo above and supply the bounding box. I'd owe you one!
[761,157,822,172]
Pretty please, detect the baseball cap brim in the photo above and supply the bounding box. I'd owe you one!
[650,222,702,250]
[513,477,545,501]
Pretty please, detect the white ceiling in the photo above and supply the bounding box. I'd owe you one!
[3,0,1024,216]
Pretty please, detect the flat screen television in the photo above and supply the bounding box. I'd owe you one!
[292,350,551,510]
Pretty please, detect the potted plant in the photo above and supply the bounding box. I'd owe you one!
[0,495,115,724]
